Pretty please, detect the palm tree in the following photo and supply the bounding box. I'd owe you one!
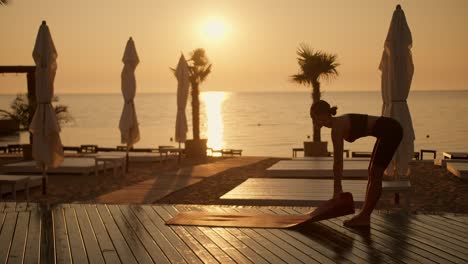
[0,93,73,130]
[187,48,212,140]
[291,44,339,142]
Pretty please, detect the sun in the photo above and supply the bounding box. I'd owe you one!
[202,19,226,40]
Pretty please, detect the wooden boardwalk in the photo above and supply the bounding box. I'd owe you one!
[1,202,467,263]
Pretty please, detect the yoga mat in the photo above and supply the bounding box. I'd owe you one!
[165,192,355,228]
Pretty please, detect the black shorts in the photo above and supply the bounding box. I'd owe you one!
[369,117,403,169]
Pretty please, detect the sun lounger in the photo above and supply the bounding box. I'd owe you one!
[0,175,45,199]
[434,158,468,167]
[446,162,468,180]
[266,160,369,178]
[0,158,103,175]
[443,152,468,160]
[84,151,164,163]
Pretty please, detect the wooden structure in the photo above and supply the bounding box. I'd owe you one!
[221,178,412,209]
[0,66,36,143]
[0,202,466,263]
[266,160,369,178]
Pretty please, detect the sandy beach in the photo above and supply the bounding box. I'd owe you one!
[1,155,467,214]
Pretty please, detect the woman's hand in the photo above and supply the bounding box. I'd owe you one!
[333,181,343,198]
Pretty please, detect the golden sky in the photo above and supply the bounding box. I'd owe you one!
[1,0,467,94]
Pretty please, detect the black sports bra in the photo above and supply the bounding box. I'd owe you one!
[344,114,369,142]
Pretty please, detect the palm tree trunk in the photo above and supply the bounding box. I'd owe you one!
[312,80,321,142]
[191,81,200,140]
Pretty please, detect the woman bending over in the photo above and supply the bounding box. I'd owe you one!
[310,100,403,227]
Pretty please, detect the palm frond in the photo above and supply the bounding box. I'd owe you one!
[291,43,339,86]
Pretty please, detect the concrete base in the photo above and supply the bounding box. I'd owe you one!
[304,141,328,157]
[185,139,207,160]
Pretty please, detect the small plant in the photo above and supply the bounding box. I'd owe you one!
[0,93,73,130]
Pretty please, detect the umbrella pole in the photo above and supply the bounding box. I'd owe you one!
[126,146,129,173]
[42,163,47,195]
[178,142,181,164]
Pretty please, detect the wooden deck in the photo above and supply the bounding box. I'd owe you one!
[0,202,467,263]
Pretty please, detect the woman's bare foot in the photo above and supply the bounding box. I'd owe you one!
[343,214,371,227]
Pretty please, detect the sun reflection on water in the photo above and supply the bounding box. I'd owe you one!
[201,91,228,152]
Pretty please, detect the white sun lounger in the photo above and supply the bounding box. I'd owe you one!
[0,175,45,200]
[443,152,468,160]
[0,158,104,176]
[83,152,165,163]
[266,160,369,178]
[447,163,468,180]
[434,159,468,167]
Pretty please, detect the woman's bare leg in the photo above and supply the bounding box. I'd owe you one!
[344,164,385,227]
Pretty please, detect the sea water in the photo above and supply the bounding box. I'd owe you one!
[1,91,467,157]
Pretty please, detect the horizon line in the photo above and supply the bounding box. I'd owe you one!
[1,89,467,95]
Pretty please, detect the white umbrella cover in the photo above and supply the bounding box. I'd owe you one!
[119,37,140,147]
[175,54,190,143]
[379,5,415,177]
[30,21,64,169]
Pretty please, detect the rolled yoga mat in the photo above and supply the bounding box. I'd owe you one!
[165,192,355,228]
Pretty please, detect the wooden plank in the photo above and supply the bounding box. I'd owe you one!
[23,210,41,264]
[7,211,30,264]
[53,207,72,264]
[412,215,468,239]
[105,205,154,264]
[0,212,18,262]
[140,205,202,264]
[210,207,288,264]
[126,205,187,264]
[293,207,427,264]
[26,203,38,211]
[3,202,17,212]
[95,204,137,264]
[395,215,468,250]
[15,202,28,212]
[230,207,322,264]
[73,205,106,264]
[115,205,170,263]
[429,215,468,234]
[152,205,219,264]
[182,206,272,264]
[0,203,5,212]
[63,207,89,263]
[441,214,468,225]
[232,225,302,264]
[258,207,356,264]
[369,214,458,263]
[283,207,398,264]
[403,215,468,245]
[83,205,121,264]
[372,214,468,261]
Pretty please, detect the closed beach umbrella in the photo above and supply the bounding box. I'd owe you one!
[119,37,140,170]
[379,5,415,177]
[175,54,190,144]
[30,21,64,194]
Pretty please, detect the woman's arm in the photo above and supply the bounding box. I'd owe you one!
[332,126,344,197]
